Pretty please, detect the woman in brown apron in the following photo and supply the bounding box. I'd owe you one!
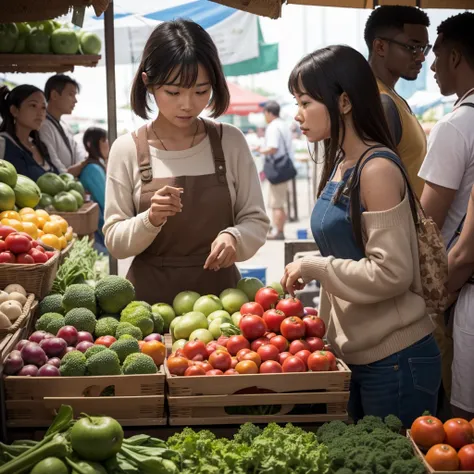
[103,20,270,305]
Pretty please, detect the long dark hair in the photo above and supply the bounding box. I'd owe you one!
[0,84,54,167]
[288,45,413,249]
[130,19,230,119]
[83,127,107,169]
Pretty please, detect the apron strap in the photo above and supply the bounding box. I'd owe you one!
[202,118,226,184]
[132,125,153,183]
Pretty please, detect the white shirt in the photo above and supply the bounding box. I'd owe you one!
[264,118,294,159]
[39,114,87,172]
[418,90,474,246]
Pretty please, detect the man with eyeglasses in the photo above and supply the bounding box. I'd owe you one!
[365,6,431,197]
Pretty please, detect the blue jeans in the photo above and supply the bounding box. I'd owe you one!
[348,334,441,428]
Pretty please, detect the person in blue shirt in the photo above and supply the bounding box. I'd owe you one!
[80,127,108,254]
[0,85,59,181]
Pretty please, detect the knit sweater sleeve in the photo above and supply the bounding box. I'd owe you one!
[300,195,416,304]
[103,134,163,259]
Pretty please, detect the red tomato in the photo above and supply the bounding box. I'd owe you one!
[304,307,318,316]
[0,251,15,263]
[262,309,287,333]
[306,337,325,353]
[95,336,117,347]
[184,366,206,376]
[255,287,280,311]
[257,344,280,362]
[208,350,232,371]
[308,351,330,372]
[16,252,35,264]
[231,357,238,368]
[276,297,304,317]
[193,360,213,372]
[0,240,5,253]
[206,369,224,376]
[217,335,229,347]
[45,251,56,260]
[28,248,48,264]
[175,348,185,357]
[265,332,277,339]
[224,368,239,375]
[289,339,310,354]
[242,351,261,367]
[240,302,264,317]
[239,314,267,341]
[226,335,250,356]
[206,342,219,358]
[18,232,33,241]
[269,335,289,353]
[278,351,292,365]
[167,356,189,376]
[250,337,270,352]
[294,349,311,365]
[324,350,337,370]
[0,225,16,240]
[235,360,258,374]
[280,317,305,340]
[236,348,252,361]
[303,316,326,338]
[260,360,283,373]
[444,418,474,450]
[426,444,460,471]
[183,340,208,361]
[5,233,31,254]
[459,444,474,470]
[282,355,307,372]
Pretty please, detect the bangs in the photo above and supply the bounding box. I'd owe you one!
[288,57,324,102]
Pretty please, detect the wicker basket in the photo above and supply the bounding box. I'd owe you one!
[53,202,99,237]
[0,294,36,337]
[59,237,76,265]
[0,0,109,22]
[0,252,59,300]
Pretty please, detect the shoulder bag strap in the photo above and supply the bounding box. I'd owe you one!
[46,113,74,161]
[131,125,153,183]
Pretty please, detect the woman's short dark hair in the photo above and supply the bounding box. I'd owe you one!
[0,84,52,165]
[83,127,107,160]
[130,19,230,119]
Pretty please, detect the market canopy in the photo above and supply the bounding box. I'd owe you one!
[225,82,268,115]
[286,0,473,7]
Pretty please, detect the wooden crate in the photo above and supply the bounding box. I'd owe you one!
[4,369,166,427]
[166,359,351,426]
[407,430,474,474]
[54,202,99,237]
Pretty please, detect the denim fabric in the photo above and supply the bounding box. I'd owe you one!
[349,334,441,427]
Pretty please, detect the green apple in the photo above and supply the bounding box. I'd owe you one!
[219,288,249,314]
[173,291,200,315]
[193,295,223,317]
[152,303,176,332]
[237,277,264,300]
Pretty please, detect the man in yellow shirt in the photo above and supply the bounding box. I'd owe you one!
[365,6,431,197]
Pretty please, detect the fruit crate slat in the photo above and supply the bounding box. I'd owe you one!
[6,395,165,428]
[0,54,101,74]
[407,430,474,474]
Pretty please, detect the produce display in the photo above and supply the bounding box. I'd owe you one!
[0,405,426,474]
[0,161,41,211]
[36,172,86,213]
[0,21,102,55]
[166,280,334,376]
[3,276,165,377]
[0,284,29,330]
[411,414,474,471]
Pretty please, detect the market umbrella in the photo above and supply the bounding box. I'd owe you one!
[286,0,473,7]
[225,82,268,115]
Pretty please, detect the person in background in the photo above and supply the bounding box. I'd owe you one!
[364,5,431,197]
[39,74,87,176]
[0,84,59,181]
[281,45,439,427]
[418,12,474,418]
[81,126,108,254]
[103,19,269,304]
[258,100,294,240]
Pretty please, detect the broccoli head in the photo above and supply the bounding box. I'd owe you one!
[95,316,120,338]
[151,312,164,334]
[384,415,403,433]
[35,312,65,334]
[60,350,86,376]
[115,322,142,340]
[388,458,425,474]
[62,283,97,314]
[84,344,108,360]
[122,353,157,375]
[64,308,97,333]
[86,349,121,376]
[110,338,140,363]
[120,305,154,337]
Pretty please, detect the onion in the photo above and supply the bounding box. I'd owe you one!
[3,350,24,375]
[56,326,78,346]
[48,357,61,368]
[29,331,49,344]
[40,337,67,357]
[18,365,39,376]
[144,333,163,342]
[76,331,94,344]
[15,339,30,351]
[75,341,94,353]
[38,364,60,377]
[20,342,48,367]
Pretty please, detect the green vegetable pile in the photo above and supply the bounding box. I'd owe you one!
[0,406,179,474]
[317,415,425,474]
[167,422,330,473]
[51,237,101,294]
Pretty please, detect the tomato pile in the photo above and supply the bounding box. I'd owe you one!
[411,415,474,471]
[0,225,56,264]
[167,293,338,376]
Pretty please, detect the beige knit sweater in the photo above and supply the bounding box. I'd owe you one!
[301,193,435,365]
[103,122,270,261]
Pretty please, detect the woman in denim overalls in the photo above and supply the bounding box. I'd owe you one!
[281,45,441,427]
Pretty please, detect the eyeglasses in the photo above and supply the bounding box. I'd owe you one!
[378,37,432,57]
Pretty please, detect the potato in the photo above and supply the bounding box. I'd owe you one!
[8,292,27,307]
[0,291,9,305]
[0,311,11,329]
[0,301,22,322]
[3,284,27,297]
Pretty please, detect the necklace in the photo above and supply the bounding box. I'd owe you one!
[152,119,200,151]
